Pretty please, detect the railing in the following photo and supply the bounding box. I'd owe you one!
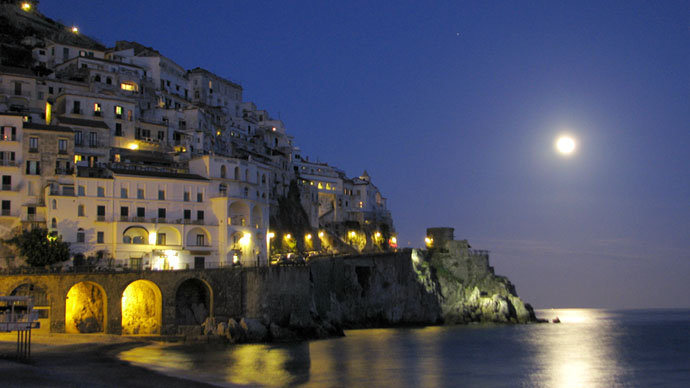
[1,209,10,216]
[1,184,11,191]
[55,168,74,175]
[0,160,19,167]
[468,249,490,256]
[96,215,106,222]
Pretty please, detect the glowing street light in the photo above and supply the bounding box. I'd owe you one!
[21,2,32,12]
[71,26,79,34]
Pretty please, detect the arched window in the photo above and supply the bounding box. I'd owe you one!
[51,199,57,209]
[244,169,249,182]
[106,77,112,85]
[94,74,101,82]
[234,167,240,180]
[51,218,57,228]
[261,174,266,185]
[77,228,85,243]
[220,165,226,178]
[78,204,84,216]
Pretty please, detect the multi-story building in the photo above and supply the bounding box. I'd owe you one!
[0,1,394,269]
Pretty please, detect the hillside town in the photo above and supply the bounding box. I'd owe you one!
[0,1,395,271]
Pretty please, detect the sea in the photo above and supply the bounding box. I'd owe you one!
[118,309,690,387]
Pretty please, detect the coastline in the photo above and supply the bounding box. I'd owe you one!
[0,333,222,388]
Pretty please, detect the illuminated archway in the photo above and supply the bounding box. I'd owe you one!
[65,281,107,333]
[123,226,149,244]
[229,200,250,226]
[175,278,212,325]
[121,280,162,335]
[186,227,210,247]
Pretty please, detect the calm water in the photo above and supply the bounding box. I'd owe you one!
[119,309,689,387]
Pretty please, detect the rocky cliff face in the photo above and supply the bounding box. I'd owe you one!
[413,242,535,324]
[311,228,536,327]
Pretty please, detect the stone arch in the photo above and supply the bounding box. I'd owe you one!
[11,282,50,333]
[123,225,149,244]
[121,279,162,335]
[11,283,48,306]
[229,200,250,226]
[65,281,107,333]
[175,277,213,325]
[186,227,210,247]
[252,205,263,229]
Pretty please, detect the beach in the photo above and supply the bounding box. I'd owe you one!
[0,332,218,388]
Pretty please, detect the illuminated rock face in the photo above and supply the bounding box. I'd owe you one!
[65,282,105,333]
[122,280,161,335]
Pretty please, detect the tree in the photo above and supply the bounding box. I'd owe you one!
[4,228,70,267]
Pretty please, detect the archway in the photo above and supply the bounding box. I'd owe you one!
[11,283,50,333]
[252,204,263,229]
[121,280,162,335]
[65,281,107,333]
[175,278,212,325]
[123,226,149,244]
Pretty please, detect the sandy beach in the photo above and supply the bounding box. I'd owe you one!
[0,332,220,388]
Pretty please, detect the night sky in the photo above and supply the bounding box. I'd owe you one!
[37,0,689,309]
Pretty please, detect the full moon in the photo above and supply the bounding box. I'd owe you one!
[556,136,576,155]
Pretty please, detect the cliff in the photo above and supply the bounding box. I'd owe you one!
[310,227,536,327]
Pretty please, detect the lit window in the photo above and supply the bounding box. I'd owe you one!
[120,83,135,91]
[114,105,123,118]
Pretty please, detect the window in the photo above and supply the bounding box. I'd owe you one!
[77,228,85,243]
[72,100,80,114]
[196,234,205,246]
[1,126,16,141]
[89,132,98,147]
[97,231,104,244]
[62,47,69,59]
[14,82,22,96]
[183,191,190,201]
[158,208,166,219]
[120,82,137,92]
[120,188,127,198]
[78,204,84,216]
[51,218,57,228]
[120,206,128,217]
[197,192,203,202]
[78,185,85,196]
[219,183,227,194]
[58,139,67,154]
[220,165,226,178]
[137,207,145,218]
[157,130,164,140]
[97,205,105,220]
[51,199,57,210]
[93,103,101,116]
[74,130,82,146]
[25,160,40,175]
[1,200,9,216]
[29,137,38,152]
[94,74,101,82]
[158,190,165,200]
[115,123,122,136]
[127,110,132,121]
[114,105,123,119]
[137,188,144,199]
[1,175,10,190]
[197,210,204,221]
[183,209,191,220]
[157,233,166,245]
[0,151,15,166]
[97,186,104,197]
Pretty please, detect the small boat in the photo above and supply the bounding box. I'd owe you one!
[552,317,561,323]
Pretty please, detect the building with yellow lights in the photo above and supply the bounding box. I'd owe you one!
[0,0,394,269]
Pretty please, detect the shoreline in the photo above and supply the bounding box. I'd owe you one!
[0,332,224,388]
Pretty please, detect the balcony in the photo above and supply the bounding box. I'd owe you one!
[55,168,74,175]
[1,184,11,191]
[1,209,10,216]
[0,160,19,167]
[96,215,106,222]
